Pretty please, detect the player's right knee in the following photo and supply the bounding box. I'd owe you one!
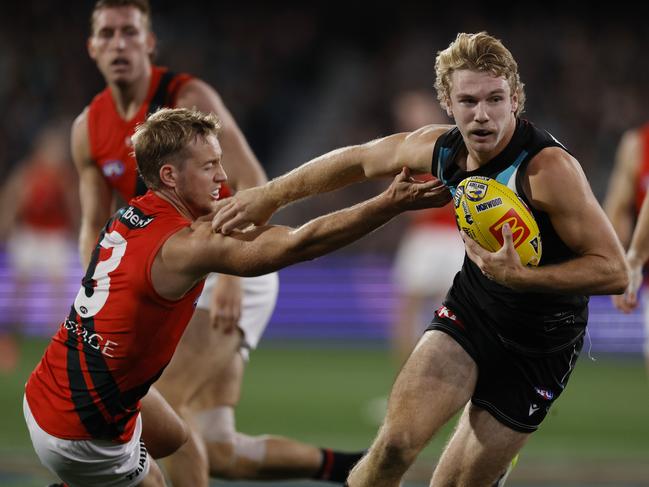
[375,430,419,469]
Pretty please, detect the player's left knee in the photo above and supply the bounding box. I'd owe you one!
[152,422,189,459]
[193,406,267,478]
[208,432,268,479]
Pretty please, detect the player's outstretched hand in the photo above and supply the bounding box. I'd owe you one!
[212,186,278,235]
[385,167,451,212]
[462,223,521,287]
[612,257,642,313]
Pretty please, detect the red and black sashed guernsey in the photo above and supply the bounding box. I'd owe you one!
[87,65,231,201]
[26,192,204,443]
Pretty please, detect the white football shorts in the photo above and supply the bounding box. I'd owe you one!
[196,272,279,359]
[8,227,72,278]
[23,396,150,487]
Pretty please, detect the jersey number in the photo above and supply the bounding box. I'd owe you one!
[74,230,127,318]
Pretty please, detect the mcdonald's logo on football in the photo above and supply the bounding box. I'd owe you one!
[489,208,530,248]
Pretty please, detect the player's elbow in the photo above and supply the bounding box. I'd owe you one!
[606,256,629,294]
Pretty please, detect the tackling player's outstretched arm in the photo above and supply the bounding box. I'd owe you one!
[212,125,453,234]
[463,147,628,295]
[152,169,451,300]
[71,109,114,267]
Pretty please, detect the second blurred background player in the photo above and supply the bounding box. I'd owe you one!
[0,123,78,373]
[603,124,649,372]
[72,0,362,485]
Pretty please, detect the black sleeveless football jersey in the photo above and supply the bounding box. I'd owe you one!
[432,119,588,355]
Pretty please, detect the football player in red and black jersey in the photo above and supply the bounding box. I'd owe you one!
[68,1,362,485]
[25,107,450,487]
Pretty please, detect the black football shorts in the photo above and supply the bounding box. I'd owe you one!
[426,304,584,433]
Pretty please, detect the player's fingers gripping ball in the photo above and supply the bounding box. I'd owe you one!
[454,176,542,266]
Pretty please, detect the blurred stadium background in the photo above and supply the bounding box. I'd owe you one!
[1,1,649,485]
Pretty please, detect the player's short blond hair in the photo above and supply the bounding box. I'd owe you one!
[132,108,222,190]
[91,0,152,34]
[434,32,526,116]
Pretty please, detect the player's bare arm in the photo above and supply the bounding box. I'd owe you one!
[464,147,628,294]
[212,124,453,234]
[175,79,267,191]
[71,108,114,267]
[153,169,451,300]
[602,128,641,245]
[614,189,649,312]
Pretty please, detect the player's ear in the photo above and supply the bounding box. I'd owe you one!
[443,100,453,118]
[159,163,177,188]
[146,31,157,57]
[511,93,519,115]
[87,36,97,60]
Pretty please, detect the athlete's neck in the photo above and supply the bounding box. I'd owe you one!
[154,189,198,222]
[464,116,517,171]
[109,66,152,120]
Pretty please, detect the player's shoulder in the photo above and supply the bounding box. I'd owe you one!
[71,107,90,141]
[532,145,575,162]
[525,145,590,212]
[72,106,90,131]
[528,146,582,182]
[71,106,92,165]
[174,77,220,106]
[618,126,643,152]
[405,124,455,146]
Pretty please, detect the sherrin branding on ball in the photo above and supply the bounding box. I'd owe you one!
[454,176,542,266]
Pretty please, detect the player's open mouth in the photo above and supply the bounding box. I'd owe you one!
[471,129,492,137]
[210,188,220,200]
[111,57,130,67]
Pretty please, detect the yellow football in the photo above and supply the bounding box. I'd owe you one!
[454,176,542,266]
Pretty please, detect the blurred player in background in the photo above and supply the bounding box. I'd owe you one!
[390,90,464,365]
[0,123,78,373]
[212,32,628,487]
[25,107,449,487]
[604,125,649,370]
[72,1,362,485]
[612,171,649,316]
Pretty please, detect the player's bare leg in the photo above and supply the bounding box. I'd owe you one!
[430,403,529,486]
[191,350,340,481]
[348,331,477,487]
[138,458,167,487]
[156,308,240,486]
[140,387,188,459]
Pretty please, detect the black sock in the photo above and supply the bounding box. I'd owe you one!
[313,448,365,483]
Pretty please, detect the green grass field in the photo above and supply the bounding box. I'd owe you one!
[2,337,649,486]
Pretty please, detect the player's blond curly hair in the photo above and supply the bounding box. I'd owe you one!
[434,32,526,116]
[132,108,222,190]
